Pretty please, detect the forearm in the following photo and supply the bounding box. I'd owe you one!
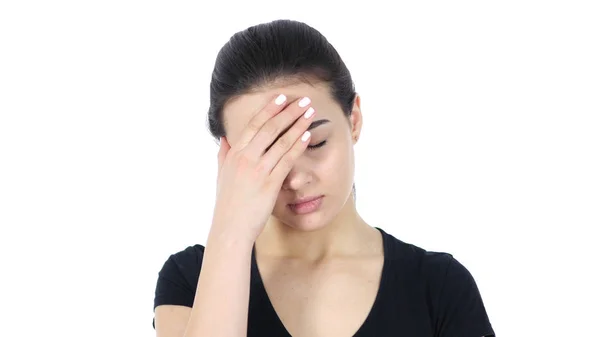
[183,228,254,337]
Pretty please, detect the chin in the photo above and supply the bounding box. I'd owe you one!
[287,213,330,231]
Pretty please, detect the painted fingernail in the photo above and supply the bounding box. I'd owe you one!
[304,107,315,119]
[298,97,311,108]
[275,94,287,105]
[301,131,311,142]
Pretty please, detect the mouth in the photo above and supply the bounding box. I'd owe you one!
[287,195,324,215]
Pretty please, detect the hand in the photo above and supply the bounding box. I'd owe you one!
[210,94,316,244]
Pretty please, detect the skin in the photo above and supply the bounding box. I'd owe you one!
[228,79,384,336]
[155,79,384,337]
[222,79,382,261]
[155,79,489,337]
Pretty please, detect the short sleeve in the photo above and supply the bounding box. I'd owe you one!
[433,255,495,337]
[152,245,204,329]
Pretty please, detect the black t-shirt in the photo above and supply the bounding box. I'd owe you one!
[153,227,495,336]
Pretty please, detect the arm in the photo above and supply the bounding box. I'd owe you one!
[432,255,495,337]
[153,233,253,337]
[154,93,316,336]
[182,233,254,337]
[154,305,191,337]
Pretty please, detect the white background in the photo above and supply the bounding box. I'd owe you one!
[1,1,598,336]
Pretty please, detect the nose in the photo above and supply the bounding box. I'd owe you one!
[281,165,312,191]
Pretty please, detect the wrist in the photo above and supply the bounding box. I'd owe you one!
[207,225,256,251]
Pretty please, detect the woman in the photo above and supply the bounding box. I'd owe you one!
[153,19,495,337]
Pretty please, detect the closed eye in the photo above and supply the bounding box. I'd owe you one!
[307,140,327,150]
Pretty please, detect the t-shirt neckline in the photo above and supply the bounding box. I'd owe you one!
[250,227,391,337]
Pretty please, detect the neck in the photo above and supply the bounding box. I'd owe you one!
[255,194,379,261]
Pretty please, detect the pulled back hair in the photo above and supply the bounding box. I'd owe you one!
[207,19,356,139]
[206,19,357,198]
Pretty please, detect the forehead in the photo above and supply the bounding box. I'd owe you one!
[222,81,342,141]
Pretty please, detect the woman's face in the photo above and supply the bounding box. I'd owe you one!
[222,80,362,232]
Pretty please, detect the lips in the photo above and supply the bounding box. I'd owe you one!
[288,195,324,215]
[290,195,322,205]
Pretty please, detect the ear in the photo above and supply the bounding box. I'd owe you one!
[217,136,231,171]
[349,94,363,145]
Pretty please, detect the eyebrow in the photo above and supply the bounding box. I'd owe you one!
[308,119,331,131]
[278,118,330,137]
[265,119,331,153]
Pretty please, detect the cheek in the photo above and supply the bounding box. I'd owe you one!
[313,144,353,184]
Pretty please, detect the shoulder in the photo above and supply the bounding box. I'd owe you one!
[378,227,479,281]
[379,227,454,277]
[154,244,205,309]
[378,228,495,336]
[161,244,206,273]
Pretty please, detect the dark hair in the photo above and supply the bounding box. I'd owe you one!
[206,19,356,139]
[206,19,357,199]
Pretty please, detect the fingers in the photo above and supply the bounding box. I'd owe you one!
[234,93,289,150]
[217,136,231,171]
[260,104,315,172]
[270,130,312,182]
[245,96,314,158]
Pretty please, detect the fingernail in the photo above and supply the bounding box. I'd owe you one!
[275,94,287,105]
[301,131,311,142]
[304,107,315,119]
[298,97,311,108]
